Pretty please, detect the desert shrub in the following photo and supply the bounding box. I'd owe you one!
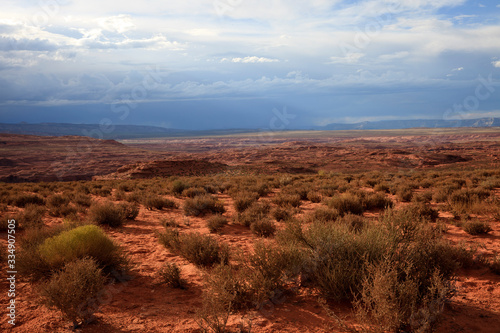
[311,207,339,223]
[179,232,229,267]
[247,241,306,304]
[374,183,390,193]
[161,218,180,228]
[118,202,140,220]
[233,192,259,213]
[273,193,302,208]
[362,192,394,211]
[433,189,449,203]
[15,204,46,229]
[327,193,364,216]
[303,223,388,301]
[338,213,366,233]
[184,195,225,217]
[355,259,453,333]
[250,218,276,237]
[92,187,112,197]
[196,265,244,333]
[207,215,228,233]
[89,202,126,227]
[183,187,207,198]
[113,189,126,201]
[47,194,70,208]
[404,202,440,222]
[159,262,186,289]
[125,190,143,203]
[172,180,189,195]
[448,188,491,214]
[202,264,251,312]
[117,183,133,192]
[412,191,433,204]
[143,194,177,210]
[17,225,71,280]
[40,257,105,327]
[463,221,492,235]
[307,191,322,203]
[38,224,128,275]
[396,185,413,202]
[272,206,292,222]
[490,256,500,275]
[13,194,45,208]
[72,193,92,207]
[159,230,229,267]
[47,194,77,217]
[235,201,270,227]
[158,228,181,250]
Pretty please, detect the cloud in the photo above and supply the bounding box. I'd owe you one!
[98,15,136,34]
[329,53,365,64]
[493,60,500,68]
[221,56,279,63]
[378,51,410,61]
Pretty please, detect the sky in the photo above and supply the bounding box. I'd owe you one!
[0,0,499,130]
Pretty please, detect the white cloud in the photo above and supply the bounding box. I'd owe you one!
[452,67,464,71]
[221,56,279,63]
[329,53,365,64]
[378,51,410,61]
[98,15,135,34]
[493,60,500,68]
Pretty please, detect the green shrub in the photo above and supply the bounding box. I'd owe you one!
[463,221,492,235]
[40,258,105,327]
[17,225,71,280]
[207,215,228,233]
[143,195,177,210]
[327,194,364,216]
[183,195,226,217]
[89,202,126,227]
[250,218,276,237]
[38,224,128,275]
[159,262,186,289]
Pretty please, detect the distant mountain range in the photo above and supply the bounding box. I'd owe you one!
[314,117,500,130]
[0,118,498,140]
[0,123,257,139]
